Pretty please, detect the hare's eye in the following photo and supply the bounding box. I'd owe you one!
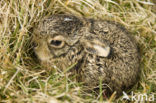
[50,40,62,46]
[49,35,65,48]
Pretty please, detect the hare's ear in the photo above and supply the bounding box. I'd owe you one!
[82,39,110,57]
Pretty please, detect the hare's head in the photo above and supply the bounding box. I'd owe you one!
[33,15,110,69]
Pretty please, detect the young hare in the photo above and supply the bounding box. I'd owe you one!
[33,14,140,96]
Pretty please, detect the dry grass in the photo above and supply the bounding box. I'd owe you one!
[0,0,155,102]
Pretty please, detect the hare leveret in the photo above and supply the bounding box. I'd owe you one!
[33,14,140,96]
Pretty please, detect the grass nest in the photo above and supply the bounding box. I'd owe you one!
[0,0,155,102]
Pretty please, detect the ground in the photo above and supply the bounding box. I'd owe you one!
[0,0,155,103]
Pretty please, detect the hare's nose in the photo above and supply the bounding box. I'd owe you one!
[32,42,39,48]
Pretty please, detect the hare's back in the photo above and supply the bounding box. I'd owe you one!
[81,20,140,95]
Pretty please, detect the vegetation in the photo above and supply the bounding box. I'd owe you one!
[0,0,155,102]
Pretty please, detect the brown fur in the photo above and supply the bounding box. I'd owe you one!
[33,14,140,96]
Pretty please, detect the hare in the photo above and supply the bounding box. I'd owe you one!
[33,14,140,96]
